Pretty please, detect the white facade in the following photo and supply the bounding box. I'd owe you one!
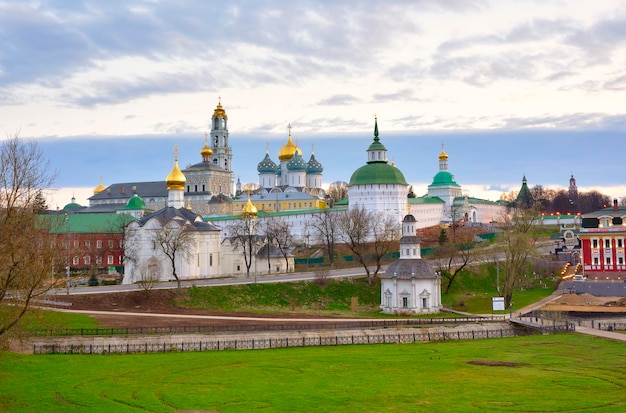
[123,208,222,285]
[380,213,442,314]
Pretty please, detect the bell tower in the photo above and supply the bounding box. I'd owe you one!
[209,97,234,194]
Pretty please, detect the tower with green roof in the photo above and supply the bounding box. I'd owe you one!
[426,145,463,221]
[348,117,408,223]
[514,175,534,209]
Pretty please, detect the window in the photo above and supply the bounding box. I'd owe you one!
[107,256,114,265]
[606,257,612,266]
[96,256,102,265]
[422,298,428,309]
[84,256,90,265]
[402,297,408,308]
[605,239,611,248]
[592,239,599,248]
[619,257,624,265]
[85,240,90,248]
[73,256,79,265]
[593,257,599,265]
[73,240,79,248]
[96,240,102,249]
[209,254,213,266]
[618,239,624,248]
[108,240,114,248]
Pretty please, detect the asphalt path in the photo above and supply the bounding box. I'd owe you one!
[53,266,378,296]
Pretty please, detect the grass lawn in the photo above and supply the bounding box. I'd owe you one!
[1,333,624,412]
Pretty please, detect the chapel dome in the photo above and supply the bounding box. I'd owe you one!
[307,153,323,174]
[121,194,146,210]
[213,100,227,118]
[166,159,186,190]
[287,150,307,172]
[241,195,258,218]
[93,178,106,195]
[278,133,300,162]
[257,152,278,173]
[200,142,212,157]
[429,171,460,188]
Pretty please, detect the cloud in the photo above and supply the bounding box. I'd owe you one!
[318,94,361,106]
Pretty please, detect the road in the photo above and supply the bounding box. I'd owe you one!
[53,266,377,296]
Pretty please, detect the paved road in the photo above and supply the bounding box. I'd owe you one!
[53,266,378,296]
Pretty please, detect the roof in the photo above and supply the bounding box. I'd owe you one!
[184,161,228,172]
[409,197,445,205]
[452,196,501,206]
[119,194,147,210]
[204,206,349,222]
[349,162,408,186]
[137,207,221,231]
[89,181,168,201]
[40,213,135,234]
[383,259,438,279]
[428,171,460,188]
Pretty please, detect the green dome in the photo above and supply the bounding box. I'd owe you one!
[429,171,460,188]
[120,194,146,210]
[62,197,82,211]
[349,162,408,186]
[257,152,278,173]
[307,153,323,174]
[287,151,307,172]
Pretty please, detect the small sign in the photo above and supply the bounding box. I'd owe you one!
[492,297,505,311]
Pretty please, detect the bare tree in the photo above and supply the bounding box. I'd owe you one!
[432,231,477,294]
[306,210,339,267]
[137,260,160,292]
[496,206,542,308]
[326,181,348,205]
[153,219,193,289]
[227,216,257,278]
[265,217,294,273]
[0,135,59,341]
[338,206,399,285]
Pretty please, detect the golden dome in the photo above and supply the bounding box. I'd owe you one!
[438,147,448,161]
[93,176,106,195]
[213,98,227,119]
[278,124,301,162]
[166,153,186,191]
[241,193,258,218]
[200,142,212,157]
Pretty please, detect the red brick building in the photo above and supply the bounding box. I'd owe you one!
[579,200,626,281]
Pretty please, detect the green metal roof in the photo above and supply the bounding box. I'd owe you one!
[119,194,147,210]
[39,213,135,234]
[349,162,408,186]
[204,206,348,222]
[428,171,460,188]
[409,197,445,205]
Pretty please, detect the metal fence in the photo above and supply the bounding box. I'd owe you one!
[27,316,506,337]
[591,321,626,331]
[34,328,524,355]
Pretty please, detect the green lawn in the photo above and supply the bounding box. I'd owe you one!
[1,334,624,412]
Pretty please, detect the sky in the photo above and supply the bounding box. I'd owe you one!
[1,0,625,209]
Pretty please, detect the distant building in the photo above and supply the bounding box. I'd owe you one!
[41,211,133,276]
[579,200,626,281]
[88,99,235,214]
[348,117,409,224]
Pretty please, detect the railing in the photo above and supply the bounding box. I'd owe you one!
[27,316,507,337]
[590,321,626,331]
[34,328,521,355]
[510,312,576,334]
